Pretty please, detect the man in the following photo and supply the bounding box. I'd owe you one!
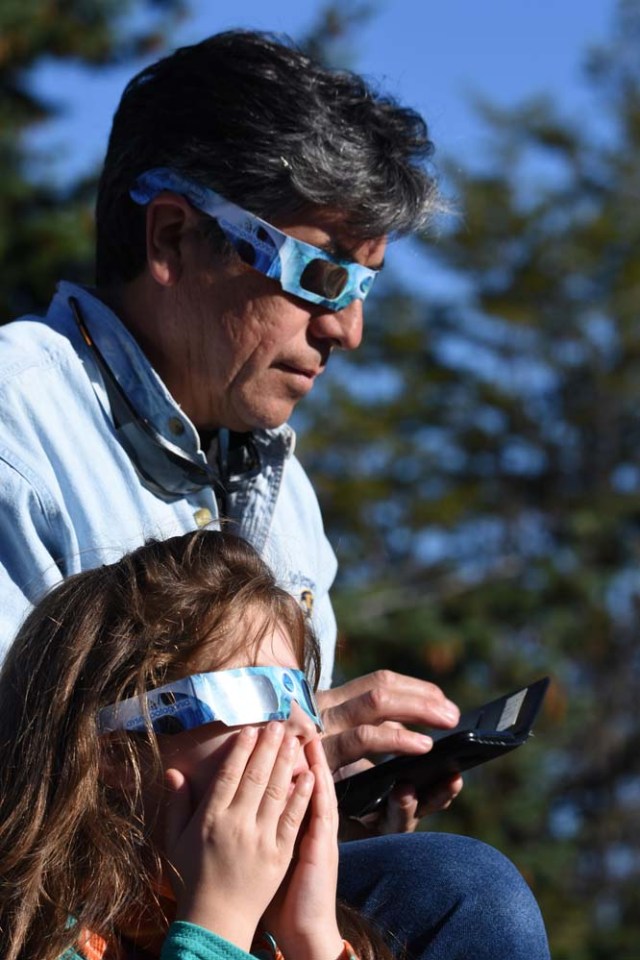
[0,30,550,959]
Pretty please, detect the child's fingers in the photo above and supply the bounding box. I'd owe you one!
[304,736,325,769]
[319,745,338,803]
[297,741,340,858]
[257,734,301,820]
[276,769,314,848]
[232,722,288,811]
[307,737,338,815]
[308,761,338,829]
[163,768,193,880]
[201,726,260,809]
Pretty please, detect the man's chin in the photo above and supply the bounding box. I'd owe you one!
[231,403,298,433]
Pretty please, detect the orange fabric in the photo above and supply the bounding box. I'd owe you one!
[75,929,111,960]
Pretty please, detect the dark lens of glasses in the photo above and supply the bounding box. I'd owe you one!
[235,238,257,266]
[153,691,187,734]
[299,678,319,720]
[300,260,349,300]
[153,715,186,735]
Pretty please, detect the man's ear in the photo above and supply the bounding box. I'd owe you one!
[145,195,196,287]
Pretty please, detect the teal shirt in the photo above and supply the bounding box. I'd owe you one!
[161,923,255,960]
[65,920,255,960]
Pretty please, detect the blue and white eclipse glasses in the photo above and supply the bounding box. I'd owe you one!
[98,666,323,736]
[130,167,379,312]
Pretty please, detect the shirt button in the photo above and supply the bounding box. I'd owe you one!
[168,417,185,436]
[193,507,213,528]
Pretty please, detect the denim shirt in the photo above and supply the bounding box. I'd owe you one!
[0,282,337,687]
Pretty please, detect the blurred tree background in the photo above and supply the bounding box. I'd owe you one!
[1,1,639,957]
[298,1,640,957]
[0,0,186,318]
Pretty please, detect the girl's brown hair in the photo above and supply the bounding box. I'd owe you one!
[0,530,394,960]
[0,530,318,960]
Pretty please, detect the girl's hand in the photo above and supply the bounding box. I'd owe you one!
[263,737,344,960]
[164,723,314,952]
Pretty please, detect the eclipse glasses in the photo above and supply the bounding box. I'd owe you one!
[130,167,379,312]
[98,666,323,736]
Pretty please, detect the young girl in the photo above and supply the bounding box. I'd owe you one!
[0,530,390,960]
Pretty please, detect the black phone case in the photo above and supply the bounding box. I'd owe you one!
[335,676,550,818]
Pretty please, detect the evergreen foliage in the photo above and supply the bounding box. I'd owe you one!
[298,2,640,955]
[0,0,184,320]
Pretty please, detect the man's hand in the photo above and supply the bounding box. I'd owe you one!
[337,775,464,839]
[317,670,462,836]
[318,669,460,774]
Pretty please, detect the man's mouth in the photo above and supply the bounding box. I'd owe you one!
[275,362,320,379]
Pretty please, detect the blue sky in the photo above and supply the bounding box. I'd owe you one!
[29,0,615,184]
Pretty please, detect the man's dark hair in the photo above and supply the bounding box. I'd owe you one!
[95,29,439,287]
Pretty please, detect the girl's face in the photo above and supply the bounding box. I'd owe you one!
[154,612,319,809]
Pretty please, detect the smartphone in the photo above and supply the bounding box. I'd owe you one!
[335,676,550,818]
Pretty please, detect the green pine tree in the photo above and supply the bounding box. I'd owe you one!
[0,0,185,320]
[297,2,640,956]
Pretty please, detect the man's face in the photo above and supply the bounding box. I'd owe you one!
[161,207,386,432]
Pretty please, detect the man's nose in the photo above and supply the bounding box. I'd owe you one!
[285,700,320,745]
[308,300,364,352]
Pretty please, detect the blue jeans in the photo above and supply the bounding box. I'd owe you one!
[337,833,550,960]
